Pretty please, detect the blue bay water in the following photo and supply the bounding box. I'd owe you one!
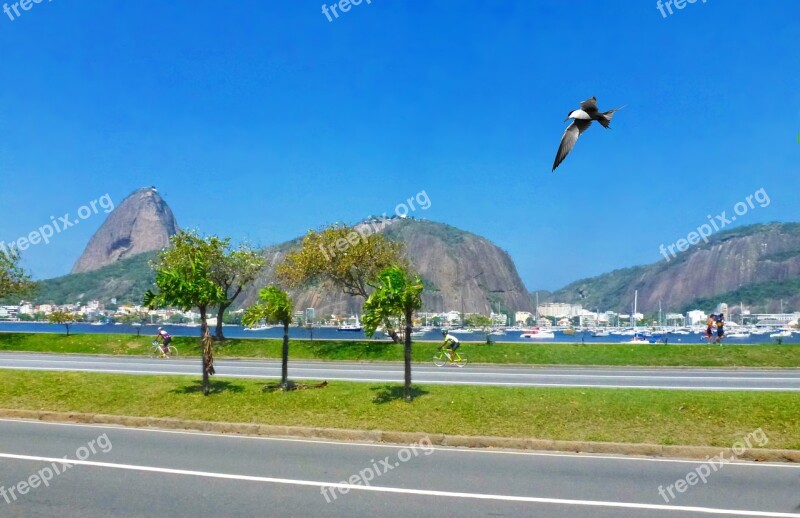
[0,322,795,345]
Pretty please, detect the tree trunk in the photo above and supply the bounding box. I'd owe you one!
[282,321,290,389]
[384,318,402,344]
[200,306,215,396]
[214,302,231,341]
[404,308,413,402]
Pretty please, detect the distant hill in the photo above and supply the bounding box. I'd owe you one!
[238,217,533,316]
[32,252,156,305]
[543,223,800,314]
[29,211,533,316]
[71,187,178,274]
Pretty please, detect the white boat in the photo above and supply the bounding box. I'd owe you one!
[725,330,750,339]
[520,327,555,339]
[591,329,610,337]
[448,328,475,334]
[770,328,792,338]
[338,316,363,332]
[410,330,426,338]
[244,324,273,331]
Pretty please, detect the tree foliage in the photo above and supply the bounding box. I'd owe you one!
[48,311,75,336]
[143,231,227,396]
[277,224,406,342]
[209,242,265,340]
[466,314,494,343]
[242,285,295,389]
[362,265,423,401]
[276,224,406,298]
[0,249,35,302]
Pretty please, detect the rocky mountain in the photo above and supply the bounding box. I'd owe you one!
[71,188,179,274]
[239,218,533,316]
[544,223,800,314]
[35,209,533,316]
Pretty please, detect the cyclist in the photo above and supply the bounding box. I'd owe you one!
[155,327,172,357]
[440,329,460,362]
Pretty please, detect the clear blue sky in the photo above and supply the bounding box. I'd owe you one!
[0,0,798,289]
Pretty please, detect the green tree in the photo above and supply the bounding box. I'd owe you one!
[209,242,266,341]
[120,311,149,336]
[469,314,493,344]
[0,249,35,301]
[144,231,227,396]
[222,310,243,325]
[168,313,188,324]
[276,224,407,342]
[48,311,75,336]
[362,266,424,402]
[242,285,294,390]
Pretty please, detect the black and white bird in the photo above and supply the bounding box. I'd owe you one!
[552,97,623,172]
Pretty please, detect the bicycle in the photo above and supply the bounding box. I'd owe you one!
[433,347,468,367]
[149,340,177,358]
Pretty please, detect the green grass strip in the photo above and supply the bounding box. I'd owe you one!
[1,370,798,450]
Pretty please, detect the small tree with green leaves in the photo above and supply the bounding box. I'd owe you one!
[363,265,424,402]
[210,242,266,341]
[469,314,493,344]
[277,224,407,343]
[144,231,227,396]
[242,285,294,390]
[120,311,149,336]
[48,311,75,336]
[0,249,35,301]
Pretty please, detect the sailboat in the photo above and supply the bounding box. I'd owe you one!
[628,290,649,344]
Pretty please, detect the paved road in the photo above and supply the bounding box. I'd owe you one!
[0,419,799,517]
[2,352,800,390]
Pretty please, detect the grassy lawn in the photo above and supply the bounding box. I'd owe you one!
[1,332,799,367]
[0,370,798,449]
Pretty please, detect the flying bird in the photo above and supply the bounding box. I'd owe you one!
[552,97,623,172]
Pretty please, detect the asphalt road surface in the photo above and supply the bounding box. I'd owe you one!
[2,352,800,390]
[1,419,799,517]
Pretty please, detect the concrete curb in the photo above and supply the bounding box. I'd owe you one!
[2,408,798,463]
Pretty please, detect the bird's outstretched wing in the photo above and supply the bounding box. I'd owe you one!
[552,119,592,172]
[579,96,598,113]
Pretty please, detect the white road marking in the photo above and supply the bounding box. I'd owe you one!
[0,452,798,516]
[1,419,798,469]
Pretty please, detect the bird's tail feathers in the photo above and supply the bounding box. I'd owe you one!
[597,106,624,129]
